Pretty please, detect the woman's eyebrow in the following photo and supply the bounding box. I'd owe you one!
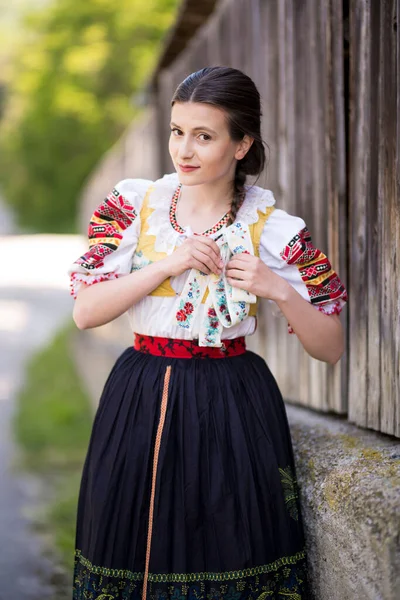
[170,122,217,135]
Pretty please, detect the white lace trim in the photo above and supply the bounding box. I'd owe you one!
[69,271,120,299]
[146,172,276,255]
[236,184,276,223]
[315,298,346,316]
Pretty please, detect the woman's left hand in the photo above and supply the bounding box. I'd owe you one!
[226,253,345,363]
[225,253,289,301]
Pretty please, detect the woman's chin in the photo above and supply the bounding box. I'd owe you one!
[177,171,203,185]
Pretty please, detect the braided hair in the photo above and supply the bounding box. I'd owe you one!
[171,66,269,224]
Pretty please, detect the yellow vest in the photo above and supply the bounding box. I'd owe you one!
[133,184,275,318]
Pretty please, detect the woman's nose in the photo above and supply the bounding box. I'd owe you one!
[177,136,194,158]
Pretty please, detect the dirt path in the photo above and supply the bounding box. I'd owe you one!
[0,228,85,599]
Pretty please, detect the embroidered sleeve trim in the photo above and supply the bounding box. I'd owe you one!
[73,187,137,271]
[280,226,347,334]
[280,226,348,305]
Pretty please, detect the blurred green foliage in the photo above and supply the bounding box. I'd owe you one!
[13,322,93,574]
[0,0,179,232]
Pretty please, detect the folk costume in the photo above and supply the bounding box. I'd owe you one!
[68,171,347,599]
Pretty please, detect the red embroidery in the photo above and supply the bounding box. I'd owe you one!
[74,188,137,271]
[183,302,194,314]
[134,334,246,359]
[280,227,348,306]
[95,188,137,230]
[306,272,348,304]
[75,245,113,270]
[280,226,320,264]
[88,221,123,240]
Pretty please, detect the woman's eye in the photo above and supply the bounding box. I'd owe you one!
[170,128,211,141]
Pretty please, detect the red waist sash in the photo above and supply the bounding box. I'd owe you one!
[133,334,246,359]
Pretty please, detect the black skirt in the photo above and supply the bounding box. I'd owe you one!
[72,345,310,599]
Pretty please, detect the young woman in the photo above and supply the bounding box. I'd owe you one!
[68,66,347,599]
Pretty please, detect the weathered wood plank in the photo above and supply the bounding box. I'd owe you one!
[364,0,382,432]
[396,0,400,437]
[348,0,370,428]
[379,0,399,435]
[330,0,348,411]
[250,0,262,86]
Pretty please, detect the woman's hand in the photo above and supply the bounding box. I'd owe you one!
[225,253,290,301]
[162,236,224,278]
[226,253,345,364]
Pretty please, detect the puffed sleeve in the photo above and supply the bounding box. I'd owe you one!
[68,178,152,299]
[259,208,348,333]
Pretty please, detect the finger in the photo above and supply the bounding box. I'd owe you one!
[195,242,223,267]
[193,236,223,264]
[183,242,213,274]
[225,268,247,280]
[194,253,215,274]
[228,253,253,265]
[193,248,221,274]
[195,234,221,253]
[192,259,211,274]
[195,240,221,262]
[226,258,248,271]
[226,277,250,290]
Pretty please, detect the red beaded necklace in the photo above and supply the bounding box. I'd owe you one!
[169,183,232,236]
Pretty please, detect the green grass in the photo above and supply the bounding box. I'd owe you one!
[13,322,93,571]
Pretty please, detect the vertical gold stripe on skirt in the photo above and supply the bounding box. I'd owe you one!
[142,365,172,600]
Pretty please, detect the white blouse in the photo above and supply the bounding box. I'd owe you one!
[68,172,347,345]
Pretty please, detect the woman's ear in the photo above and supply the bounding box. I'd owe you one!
[235,135,254,160]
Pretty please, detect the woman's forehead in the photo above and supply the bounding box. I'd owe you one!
[171,102,228,130]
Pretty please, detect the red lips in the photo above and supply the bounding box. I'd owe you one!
[179,164,200,171]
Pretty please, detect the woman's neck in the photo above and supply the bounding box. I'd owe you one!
[179,178,234,213]
[176,179,235,233]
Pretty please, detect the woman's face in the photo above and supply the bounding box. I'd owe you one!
[168,101,251,186]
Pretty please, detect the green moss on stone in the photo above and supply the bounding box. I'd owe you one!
[338,433,361,449]
[323,471,354,512]
[308,458,316,482]
[358,448,384,460]
[288,417,400,518]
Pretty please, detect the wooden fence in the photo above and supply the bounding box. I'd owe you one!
[348,0,399,435]
[80,0,399,437]
[152,0,348,420]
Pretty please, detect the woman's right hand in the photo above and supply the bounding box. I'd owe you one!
[163,236,224,277]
